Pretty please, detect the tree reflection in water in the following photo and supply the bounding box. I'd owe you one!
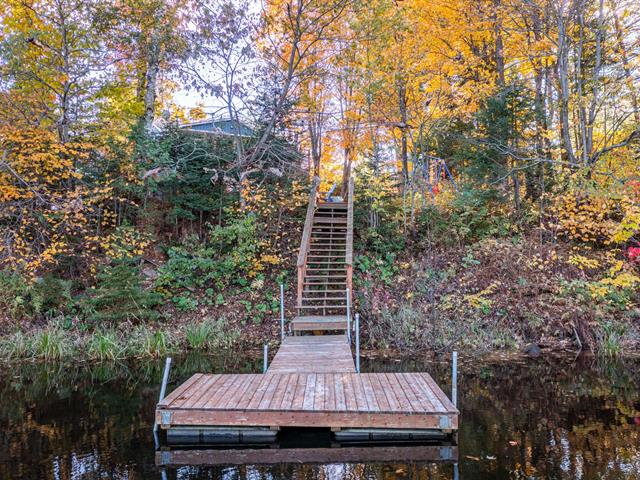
[0,353,638,479]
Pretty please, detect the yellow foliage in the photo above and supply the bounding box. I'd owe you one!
[568,254,600,270]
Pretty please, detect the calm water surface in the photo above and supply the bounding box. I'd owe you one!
[0,352,639,479]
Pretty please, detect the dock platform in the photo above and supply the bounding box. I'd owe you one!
[156,335,458,441]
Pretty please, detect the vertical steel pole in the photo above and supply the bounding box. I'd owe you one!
[158,357,172,403]
[280,284,285,341]
[452,351,458,408]
[355,313,360,373]
[346,287,351,344]
[154,357,172,449]
[263,344,269,373]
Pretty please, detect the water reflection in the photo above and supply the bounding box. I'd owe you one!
[0,353,638,479]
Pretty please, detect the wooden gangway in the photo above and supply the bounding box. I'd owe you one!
[155,177,459,445]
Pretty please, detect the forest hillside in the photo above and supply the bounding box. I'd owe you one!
[0,0,638,360]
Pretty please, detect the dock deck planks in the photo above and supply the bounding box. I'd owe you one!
[157,372,458,430]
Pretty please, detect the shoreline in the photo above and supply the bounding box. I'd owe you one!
[1,323,638,364]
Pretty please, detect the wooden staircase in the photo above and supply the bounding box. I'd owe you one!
[292,177,354,333]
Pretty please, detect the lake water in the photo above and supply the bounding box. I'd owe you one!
[0,352,638,479]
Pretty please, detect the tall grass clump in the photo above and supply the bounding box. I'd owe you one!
[184,318,240,351]
[126,325,175,358]
[31,328,73,360]
[185,321,214,350]
[86,330,123,361]
[597,321,625,357]
[0,331,30,359]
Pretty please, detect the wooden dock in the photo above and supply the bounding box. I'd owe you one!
[156,334,458,441]
[155,176,459,446]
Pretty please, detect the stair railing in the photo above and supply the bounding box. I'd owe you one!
[297,176,321,310]
[345,176,354,310]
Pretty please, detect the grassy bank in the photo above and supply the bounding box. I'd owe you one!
[0,319,242,362]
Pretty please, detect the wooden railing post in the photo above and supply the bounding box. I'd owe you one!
[296,176,321,310]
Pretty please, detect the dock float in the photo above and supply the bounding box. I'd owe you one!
[155,176,459,445]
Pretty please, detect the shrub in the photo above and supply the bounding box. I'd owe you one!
[417,188,511,245]
[82,259,161,325]
[155,216,262,297]
[0,272,74,321]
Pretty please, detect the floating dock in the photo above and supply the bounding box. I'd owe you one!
[155,176,459,445]
[156,335,458,443]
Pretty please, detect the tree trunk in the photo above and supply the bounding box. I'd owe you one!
[398,79,409,189]
[611,0,640,123]
[143,33,161,131]
[493,0,506,87]
[556,9,577,165]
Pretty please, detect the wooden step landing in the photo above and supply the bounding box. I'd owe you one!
[156,371,458,432]
[290,315,349,332]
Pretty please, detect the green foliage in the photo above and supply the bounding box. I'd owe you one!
[82,259,161,325]
[0,272,74,320]
[355,253,399,286]
[155,216,261,298]
[173,295,198,311]
[418,188,511,244]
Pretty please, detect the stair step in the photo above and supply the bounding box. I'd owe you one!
[302,295,347,300]
[297,305,348,309]
[306,268,346,272]
[304,275,347,284]
[303,289,349,293]
[290,315,348,332]
[307,260,346,264]
[314,211,347,216]
[313,218,347,224]
[317,203,347,208]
